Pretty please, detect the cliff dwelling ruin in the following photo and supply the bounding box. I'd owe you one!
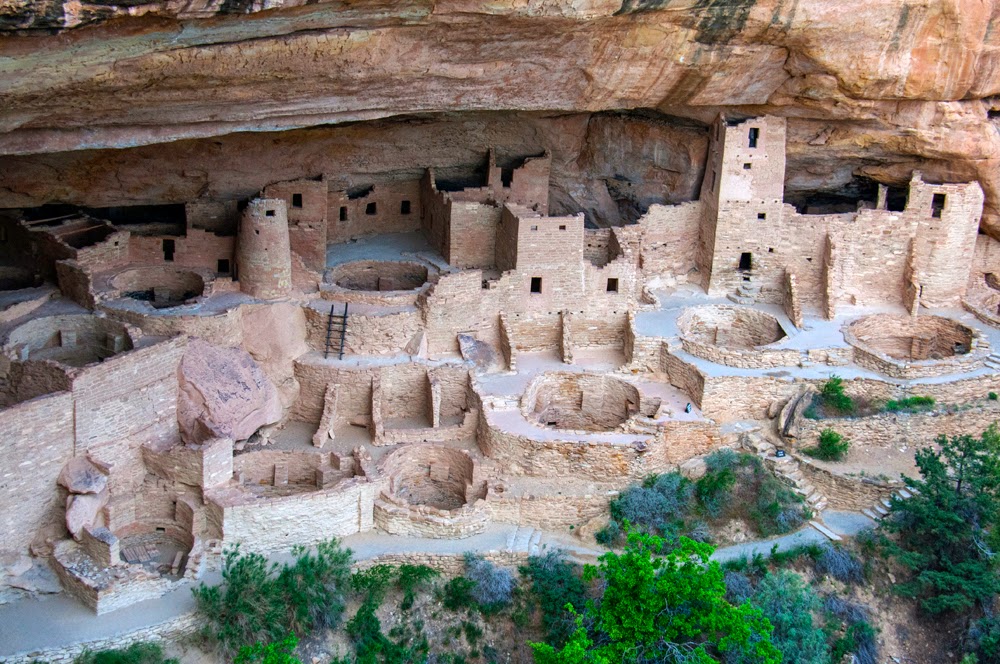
[0,0,999,647]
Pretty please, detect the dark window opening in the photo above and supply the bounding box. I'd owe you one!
[155,527,166,533]
[886,186,908,212]
[559,225,567,231]
[738,252,752,271]
[748,127,759,148]
[365,202,377,216]
[743,163,752,170]
[162,239,175,262]
[501,167,514,188]
[757,212,766,220]
[218,259,230,274]
[931,193,946,218]
[530,277,542,294]
[400,200,411,215]
[291,193,303,209]
[768,247,774,253]
[607,278,619,293]
[265,210,275,217]
[339,206,348,222]
[0,227,7,242]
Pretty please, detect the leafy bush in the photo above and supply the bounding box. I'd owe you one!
[820,375,855,414]
[442,577,476,611]
[396,564,439,611]
[966,613,1000,664]
[192,539,351,655]
[531,533,781,664]
[463,553,515,610]
[803,429,850,462]
[74,643,178,664]
[884,395,935,413]
[521,550,587,647]
[234,634,301,664]
[748,571,829,664]
[989,392,998,401]
[814,544,864,584]
[723,571,754,605]
[696,464,737,518]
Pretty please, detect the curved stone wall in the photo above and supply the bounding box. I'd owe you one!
[373,445,488,538]
[321,260,437,307]
[108,266,207,308]
[677,305,798,368]
[844,314,987,379]
[3,314,135,367]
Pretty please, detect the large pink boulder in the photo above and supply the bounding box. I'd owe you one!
[177,338,283,444]
[65,490,108,539]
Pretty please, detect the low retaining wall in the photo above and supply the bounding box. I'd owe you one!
[793,401,1000,449]
[795,456,898,512]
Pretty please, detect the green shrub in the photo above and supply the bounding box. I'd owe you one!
[989,392,998,401]
[803,429,850,461]
[442,577,476,611]
[74,643,177,664]
[192,539,351,656]
[234,634,301,664]
[521,550,587,647]
[884,396,935,413]
[820,375,855,414]
[967,614,1000,664]
[608,472,694,539]
[750,571,829,664]
[396,564,439,611]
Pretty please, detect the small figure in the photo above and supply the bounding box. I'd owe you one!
[684,403,692,414]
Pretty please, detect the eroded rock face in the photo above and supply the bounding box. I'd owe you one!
[65,490,108,539]
[57,457,107,495]
[177,338,283,444]
[240,303,309,409]
[0,1,999,229]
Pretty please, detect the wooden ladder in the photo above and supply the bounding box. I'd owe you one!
[324,303,349,360]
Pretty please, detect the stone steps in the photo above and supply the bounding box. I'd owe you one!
[741,430,831,517]
[861,488,914,521]
[809,520,843,541]
[507,525,539,554]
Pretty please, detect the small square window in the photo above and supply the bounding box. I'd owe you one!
[559,225,566,231]
[530,225,538,231]
[607,278,619,293]
[365,202,377,215]
[265,210,276,217]
[768,248,774,253]
[758,212,766,220]
[743,163,752,170]
[400,200,411,215]
[339,206,347,222]
[931,193,946,218]
[530,277,542,294]
[218,259,230,274]
[291,193,303,208]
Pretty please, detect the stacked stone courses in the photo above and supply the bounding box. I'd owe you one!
[3,111,1000,651]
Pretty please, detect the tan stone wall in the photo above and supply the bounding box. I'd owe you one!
[485,490,610,531]
[210,478,377,554]
[235,199,292,299]
[128,229,234,274]
[0,390,75,556]
[328,180,423,244]
[263,179,328,272]
[794,402,1000,451]
[795,457,897,512]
